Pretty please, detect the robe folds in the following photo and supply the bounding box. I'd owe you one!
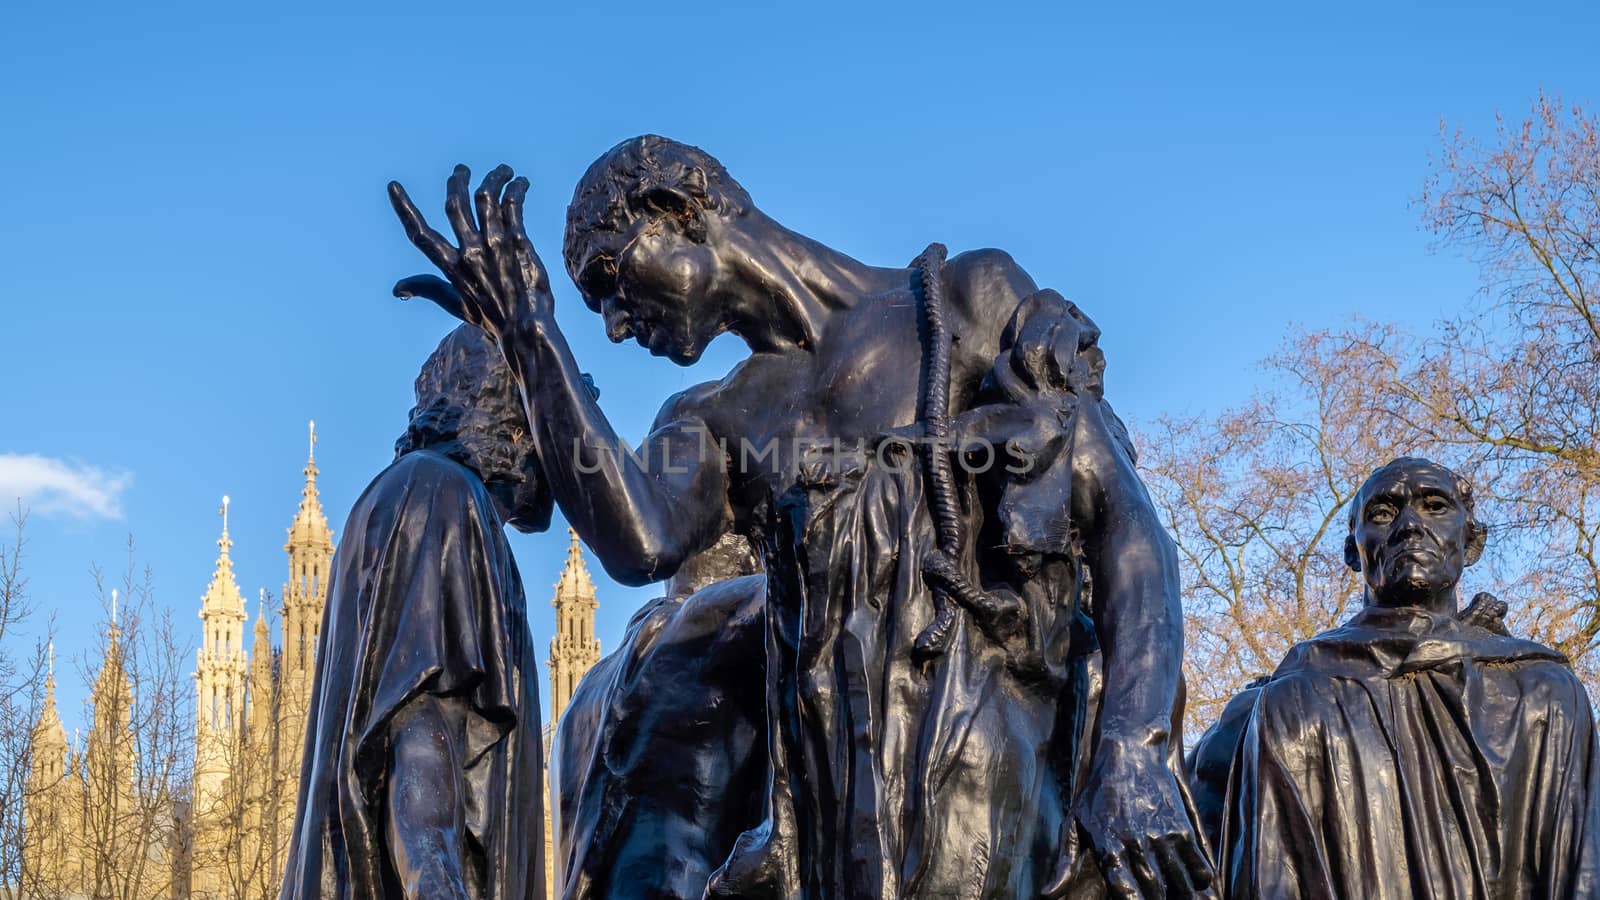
[1221,606,1600,900]
[280,449,544,900]
[765,453,1073,898]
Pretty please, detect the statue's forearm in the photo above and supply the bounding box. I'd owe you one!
[504,318,727,586]
[1076,400,1184,753]
[1089,516,1185,752]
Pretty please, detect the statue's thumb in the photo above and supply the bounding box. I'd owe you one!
[393,275,465,319]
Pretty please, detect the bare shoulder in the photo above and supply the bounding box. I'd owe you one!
[648,356,769,435]
[943,248,1041,327]
[944,247,1032,285]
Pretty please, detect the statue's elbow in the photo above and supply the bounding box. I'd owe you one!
[598,537,683,587]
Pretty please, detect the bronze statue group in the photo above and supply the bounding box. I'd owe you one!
[276,137,1600,900]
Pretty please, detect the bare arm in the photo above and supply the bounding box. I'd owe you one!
[1072,398,1184,759]
[970,287,1210,897]
[1060,399,1213,897]
[500,318,730,584]
[388,166,729,584]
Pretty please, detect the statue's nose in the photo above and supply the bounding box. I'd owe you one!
[1392,506,1426,536]
[601,300,633,342]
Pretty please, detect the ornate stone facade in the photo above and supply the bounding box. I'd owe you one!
[190,423,333,900]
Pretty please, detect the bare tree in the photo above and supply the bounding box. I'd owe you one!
[1139,328,1431,734]
[0,505,52,897]
[1147,94,1600,738]
[67,538,194,900]
[1409,93,1600,663]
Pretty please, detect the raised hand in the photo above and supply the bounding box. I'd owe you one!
[388,164,554,342]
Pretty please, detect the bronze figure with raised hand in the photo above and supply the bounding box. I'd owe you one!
[388,137,1213,899]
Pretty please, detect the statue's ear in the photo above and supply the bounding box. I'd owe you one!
[637,169,710,242]
[1344,534,1362,573]
[1464,520,1488,567]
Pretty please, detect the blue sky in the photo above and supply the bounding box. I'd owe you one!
[3,0,1596,732]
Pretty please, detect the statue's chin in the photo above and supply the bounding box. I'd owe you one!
[1374,570,1449,608]
[670,344,705,366]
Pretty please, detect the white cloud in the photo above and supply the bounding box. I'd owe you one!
[0,454,132,520]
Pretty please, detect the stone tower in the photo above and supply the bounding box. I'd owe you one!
[547,528,601,726]
[22,643,73,892]
[247,594,277,746]
[195,498,248,812]
[247,590,285,888]
[280,420,333,788]
[545,529,602,899]
[82,595,140,889]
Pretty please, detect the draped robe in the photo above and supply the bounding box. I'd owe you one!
[1220,606,1600,899]
[758,451,1082,897]
[280,449,544,900]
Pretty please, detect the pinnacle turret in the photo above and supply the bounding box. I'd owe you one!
[30,642,69,780]
[286,421,334,553]
[200,497,249,629]
[554,528,596,601]
[195,496,249,810]
[548,528,601,725]
[283,421,334,680]
[278,420,336,852]
[251,590,273,679]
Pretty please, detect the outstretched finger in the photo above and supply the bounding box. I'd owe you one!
[393,274,467,321]
[477,165,517,301]
[504,176,551,295]
[445,164,485,255]
[1127,844,1166,898]
[388,181,459,274]
[1148,839,1201,898]
[476,164,514,248]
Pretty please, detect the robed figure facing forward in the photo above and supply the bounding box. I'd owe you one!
[281,326,551,900]
[1208,458,1600,899]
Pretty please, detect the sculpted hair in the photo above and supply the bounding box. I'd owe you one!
[395,324,530,482]
[563,134,752,310]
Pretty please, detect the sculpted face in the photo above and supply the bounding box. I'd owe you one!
[1348,460,1475,609]
[602,211,724,365]
[566,136,753,367]
[572,209,723,365]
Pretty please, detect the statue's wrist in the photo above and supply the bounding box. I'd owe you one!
[509,305,558,344]
[1094,725,1172,763]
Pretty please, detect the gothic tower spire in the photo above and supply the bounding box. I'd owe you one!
[283,421,333,681]
[279,421,335,863]
[248,589,277,740]
[195,496,248,808]
[23,641,74,891]
[547,528,601,726]
[84,589,138,873]
[30,641,69,783]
